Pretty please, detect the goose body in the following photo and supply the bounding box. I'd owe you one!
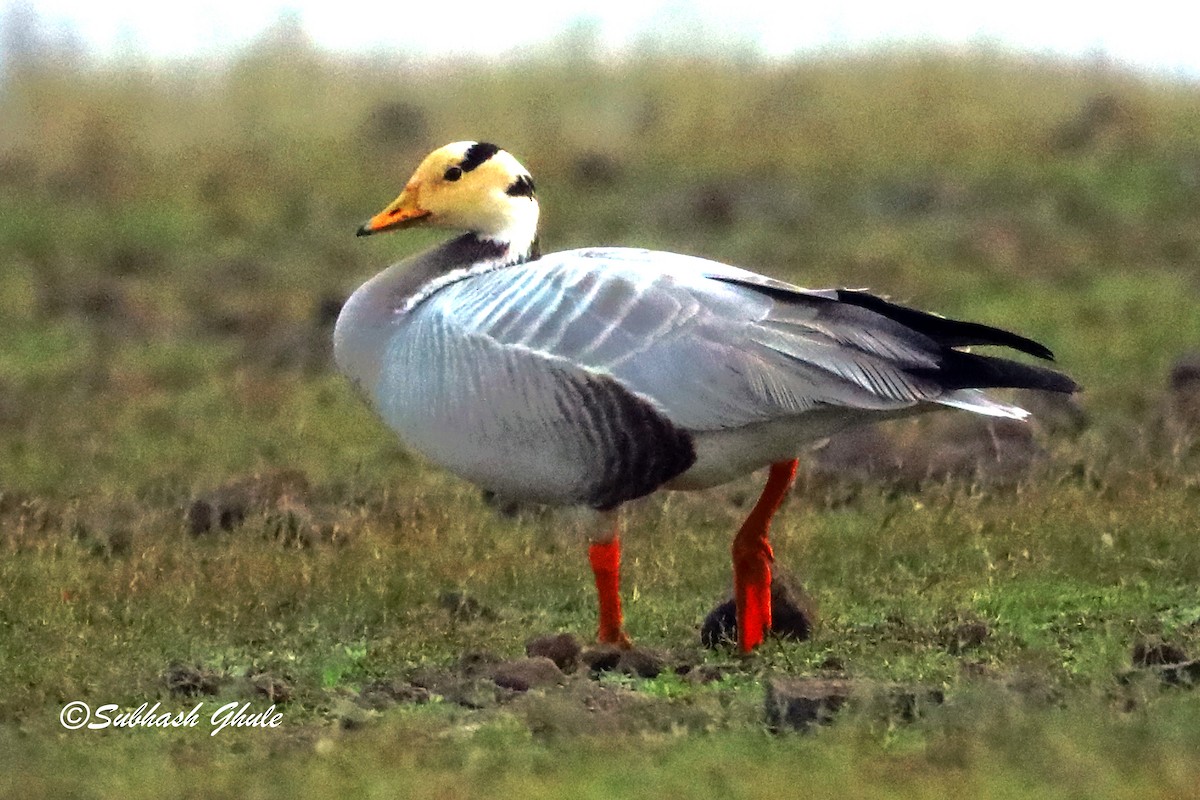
[338,141,1078,651]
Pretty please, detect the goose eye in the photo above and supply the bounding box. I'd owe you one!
[443,166,463,182]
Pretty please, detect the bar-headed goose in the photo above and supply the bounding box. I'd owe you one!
[337,141,1078,652]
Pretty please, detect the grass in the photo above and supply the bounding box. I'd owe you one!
[3,24,1200,798]
[5,695,1200,799]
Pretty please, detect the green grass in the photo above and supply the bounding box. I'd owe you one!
[2,33,1200,798]
[5,694,1200,800]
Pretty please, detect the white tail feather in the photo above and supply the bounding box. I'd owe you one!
[937,389,1030,420]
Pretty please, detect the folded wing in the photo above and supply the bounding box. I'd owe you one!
[412,246,1076,434]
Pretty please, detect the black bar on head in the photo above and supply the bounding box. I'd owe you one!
[461,142,500,172]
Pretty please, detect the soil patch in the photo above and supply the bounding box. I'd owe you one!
[701,577,816,649]
[163,663,223,698]
[188,469,311,535]
[765,676,945,732]
[526,633,583,673]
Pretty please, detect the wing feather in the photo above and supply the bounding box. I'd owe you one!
[409,246,1074,435]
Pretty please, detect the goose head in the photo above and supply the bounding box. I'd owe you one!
[356,141,539,257]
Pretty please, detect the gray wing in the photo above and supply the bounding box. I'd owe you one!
[414,247,984,433]
[375,307,695,508]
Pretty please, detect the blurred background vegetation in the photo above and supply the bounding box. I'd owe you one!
[3,11,1200,796]
[1,12,1199,506]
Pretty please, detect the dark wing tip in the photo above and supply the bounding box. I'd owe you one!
[912,351,1080,394]
[834,290,1058,361]
[704,276,1078,393]
[1011,337,1055,361]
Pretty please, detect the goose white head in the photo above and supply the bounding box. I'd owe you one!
[356,141,539,258]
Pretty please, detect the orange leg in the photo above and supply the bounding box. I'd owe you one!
[589,521,633,649]
[732,459,798,652]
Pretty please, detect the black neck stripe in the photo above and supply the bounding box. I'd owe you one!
[505,174,535,198]
[461,142,500,172]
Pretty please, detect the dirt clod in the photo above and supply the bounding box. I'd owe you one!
[1126,637,1200,689]
[249,672,293,704]
[577,644,668,679]
[490,657,565,692]
[163,663,222,698]
[187,469,311,535]
[408,652,514,708]
[526,633,582,673]
[409,673,506,709]
[765,677,853,732]
[682,664,727,685]
[616,648,665,679]
[580,644,624,674]
[1132,638,1189,667]
[765,677,944,732]
[357,680,431,711]
[1154,659,1200,687]
[700,578,816,649]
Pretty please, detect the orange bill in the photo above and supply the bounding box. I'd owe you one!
[356,188,431,236]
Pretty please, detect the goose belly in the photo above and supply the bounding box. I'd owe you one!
[667,407,898,490]
[368,330,600,505]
